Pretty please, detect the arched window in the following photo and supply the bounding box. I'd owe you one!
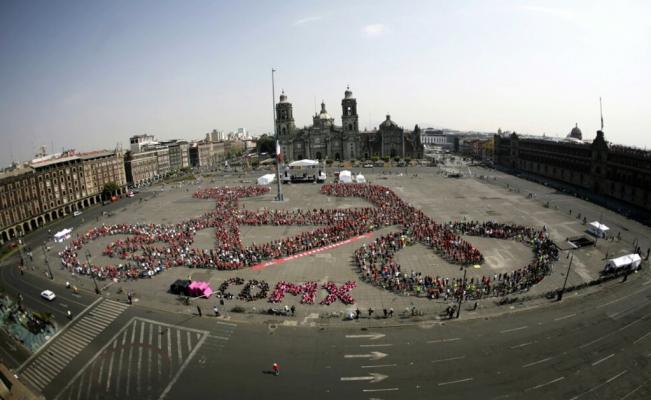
[348,124,353,131]
[281,127,286,135]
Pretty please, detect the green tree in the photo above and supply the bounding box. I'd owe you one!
[102,182,121,199]
[256,134,275,155]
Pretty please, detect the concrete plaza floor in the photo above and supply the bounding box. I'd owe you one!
[39,166,649,323]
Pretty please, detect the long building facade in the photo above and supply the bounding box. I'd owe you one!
[494,129,651,213]
[276,87,423,161]
[0,150,126,243]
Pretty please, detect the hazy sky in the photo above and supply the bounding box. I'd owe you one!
[1,0,649,166]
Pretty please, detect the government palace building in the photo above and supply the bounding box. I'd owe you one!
[494,128,651,220]
[275,87,423,162]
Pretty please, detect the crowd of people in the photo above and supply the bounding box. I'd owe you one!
[57,183,558,303]
[354,222,558,300]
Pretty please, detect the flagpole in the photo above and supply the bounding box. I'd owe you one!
[272,68,284,201]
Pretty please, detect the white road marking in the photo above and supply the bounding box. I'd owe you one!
[438,377,473,386]
[591,353,615,366]
[606,370,627,383]
[510,341,533,349]
[597,293,634,308]
[432,355,466,363]
[633,331,651,344]
[159,332,208,400]
[554,313,576,321]
[570,369,630,399]
[346,333,385,340]
[427,337,461,344]
[345,352,388,360]
[215,320,237,327]
[361,364,397,369]
[642,279,651,286]
[618,312,651,332]
[522,357,552,368]
[500,326,528,333]
[580,332,613,349]
[619,384,644,399]
[340,373,388,383]
[526,376,564,391]
[360,344,392,348]
[362,388,399,392]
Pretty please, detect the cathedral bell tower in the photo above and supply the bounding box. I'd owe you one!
[275,90,295,138]
[341,86,358,133]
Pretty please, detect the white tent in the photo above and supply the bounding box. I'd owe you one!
[355,173,366,183]
[257,174,276,185]
[338,170,352,183]
[587,221,610,238]
[288,159,319,167]
[603,253,642,273]
[54,228,73,243]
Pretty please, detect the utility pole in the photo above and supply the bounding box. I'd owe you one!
[85,250,100,294]
[557,252,573,301]
[272,68,284,201]
[42,243,53,280]
[456,266,467,319]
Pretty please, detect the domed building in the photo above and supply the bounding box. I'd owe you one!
[568,123,583,140]
[275,86,423,161]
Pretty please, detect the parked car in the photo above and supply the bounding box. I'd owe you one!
[363,163,374,168]
[73,210,83,217]
[40,290,56,301]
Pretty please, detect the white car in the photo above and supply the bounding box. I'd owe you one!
[40,290,56,301]
[73,210,83,217]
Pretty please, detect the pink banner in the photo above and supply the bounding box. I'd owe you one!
[251,232,374,271]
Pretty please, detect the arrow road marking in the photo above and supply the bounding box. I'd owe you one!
[341,373,388,383]
[345,333,386,340]
[345,352,387,361]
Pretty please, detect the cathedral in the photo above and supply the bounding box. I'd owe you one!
[276,87,423,161]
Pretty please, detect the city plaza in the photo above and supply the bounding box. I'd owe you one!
[38,164,644,322]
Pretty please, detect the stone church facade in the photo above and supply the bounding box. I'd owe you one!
[276,87,423,161]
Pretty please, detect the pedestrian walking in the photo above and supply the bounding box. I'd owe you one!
[272,362,280,376]
[473,301,478,311]
[368,307,374,318]
[383,308,388,318]
[389,308,394,318]
[355,308,360,320]
[213,305,220,317]
[290,305,295,316]
[197,305,202,317]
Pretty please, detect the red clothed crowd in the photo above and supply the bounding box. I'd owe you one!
[58,183,557,302]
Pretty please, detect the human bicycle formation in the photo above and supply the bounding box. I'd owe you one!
[58,183,559,305]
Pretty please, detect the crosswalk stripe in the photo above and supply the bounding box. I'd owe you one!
[40,353,66,370]
[54,336,85,353]
[75,319,105,333]
[22,369,47,389]
[43,349,69,367]
[25,366,50,388]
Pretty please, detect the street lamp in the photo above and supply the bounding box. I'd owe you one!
[85,250,101,294]
[557,252,574,301]
[42,243,54,280]
[456,266,468,319]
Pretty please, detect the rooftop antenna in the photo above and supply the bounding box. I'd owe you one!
[599,97,604,131]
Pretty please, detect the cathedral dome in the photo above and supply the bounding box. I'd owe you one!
[568,123,582,140]
[318,101,331,119]
[380,114,396,128]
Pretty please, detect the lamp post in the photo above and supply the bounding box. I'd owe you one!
[456,266,468,319]
[85,250,100,294]
[42,243,53,280]
[272,68,284,201]
[557,252,574,301]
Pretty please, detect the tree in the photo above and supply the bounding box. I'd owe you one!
[256,134,275,155]
[102,182,121,200]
